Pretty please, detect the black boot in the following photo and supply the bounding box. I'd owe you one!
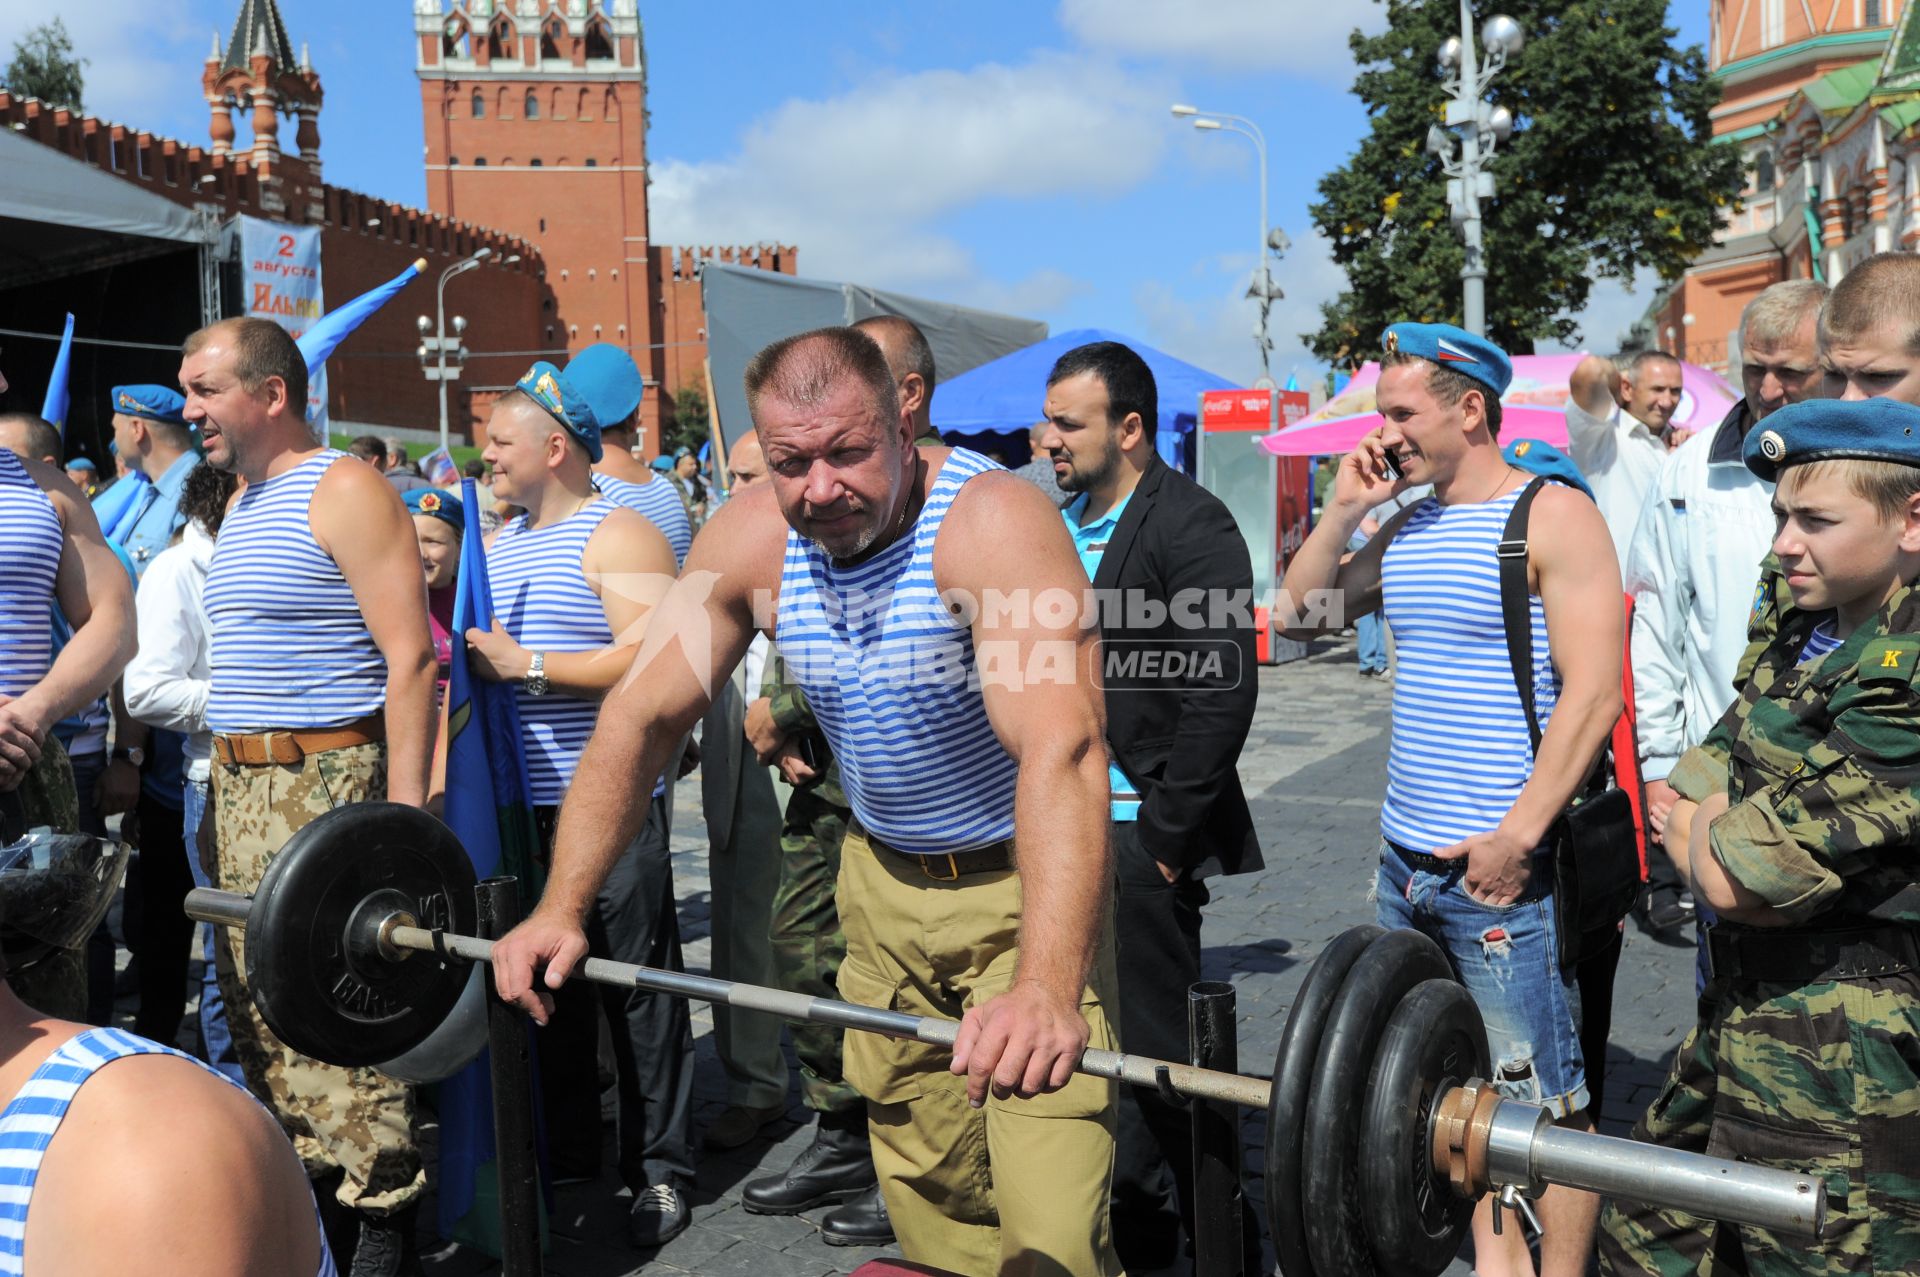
[740,1111,876,1215]
[821,1183,895,1247]
[347,1204,423,1277]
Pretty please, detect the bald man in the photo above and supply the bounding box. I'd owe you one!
[853,315,940,444]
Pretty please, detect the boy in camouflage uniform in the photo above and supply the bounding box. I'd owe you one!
[1599,396,1920,1277]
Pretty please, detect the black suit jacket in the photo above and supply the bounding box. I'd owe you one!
[1089,454,1262,878]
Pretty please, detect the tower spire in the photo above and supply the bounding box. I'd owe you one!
[223,0,298,75]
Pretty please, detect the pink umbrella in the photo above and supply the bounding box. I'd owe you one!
[1259,354,1738,457]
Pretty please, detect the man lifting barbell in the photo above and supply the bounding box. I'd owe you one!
[179,801,1826,1277]
[488,325,1125,1276]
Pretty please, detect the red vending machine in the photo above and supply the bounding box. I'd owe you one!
[1197,388,1311,663]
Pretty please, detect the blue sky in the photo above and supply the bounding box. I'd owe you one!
[4,0,1711,388]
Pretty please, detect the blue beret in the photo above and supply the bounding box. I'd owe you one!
[650,454,674,473]
[403,487,464,533]
[564,344,645,429]
[513,361,603,463]
[64,457,96,472]
[1503,439,1594,500]
[1744,397,1920,481]
[1382,323,1513,397]
[110,384,190,427]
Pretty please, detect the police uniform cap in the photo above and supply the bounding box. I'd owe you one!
[1381,322,1513,397]
[109,384,190,427]
[1743,396,1920,481]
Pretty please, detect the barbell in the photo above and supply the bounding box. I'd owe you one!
[185,804,1825,1277]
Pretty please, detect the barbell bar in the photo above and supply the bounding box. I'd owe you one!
[183,804,1826,1277]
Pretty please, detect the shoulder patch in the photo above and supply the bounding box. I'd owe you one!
[1858,638,1920,686]
[1749,578,1773,631]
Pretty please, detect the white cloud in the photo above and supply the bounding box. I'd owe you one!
[1132,229,1349,387]
[1538,268,1661,356]
[1058,0,1385,81]
[0,3,207,140]
[648,51,1174,302]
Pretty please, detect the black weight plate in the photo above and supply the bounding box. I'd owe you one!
[246,803,476,1068]
[1360,979,1488,1277]
[1267,924,1385,1277]
[1302,928,1452,1277]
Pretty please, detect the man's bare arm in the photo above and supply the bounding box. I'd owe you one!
[464,507,677,696]
[936,471,1110,1102]
[2,460,134,780]
[314,461,437,807]
[1276,435,1405,638]
[493,488,784,1019]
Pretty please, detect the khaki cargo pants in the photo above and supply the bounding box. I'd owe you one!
[837,823,1123,1277]
[211,741,424,1216]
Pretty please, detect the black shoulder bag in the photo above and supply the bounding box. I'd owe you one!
[1498,478,1642,971]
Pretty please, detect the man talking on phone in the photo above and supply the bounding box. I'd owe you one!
[1276,323,1623,1277]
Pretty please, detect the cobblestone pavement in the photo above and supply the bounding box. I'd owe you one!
[142,636,1699,1276]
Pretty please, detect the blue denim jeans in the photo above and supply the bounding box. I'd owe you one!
[1374,843,1589,1117]
[183,778,244,1084]
[1355,612,1387,672]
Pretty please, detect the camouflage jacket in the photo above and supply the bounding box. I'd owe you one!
[1668,581,1920,928]
[1733,551,1792,688]
[760,648,846,807]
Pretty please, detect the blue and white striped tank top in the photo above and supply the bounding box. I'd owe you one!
[775,448,1018,853]
[595,474,693,568]
[1379,488,1560,850]
[205,452,388,733]
[0,1028,336,1276]
[0,452,60,700]
[489,500,621,805]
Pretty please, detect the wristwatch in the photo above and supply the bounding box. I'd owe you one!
[112,745,145,766]
[523,651,550,697]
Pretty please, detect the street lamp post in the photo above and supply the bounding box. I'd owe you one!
[419,247,492,455]
[1427,2,1524,337]
[1172,103,1288,386]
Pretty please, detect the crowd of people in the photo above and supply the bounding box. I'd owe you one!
[0,256,1914,1277]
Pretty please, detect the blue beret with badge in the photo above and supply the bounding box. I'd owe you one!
[513,360,603,462]
[1503,438,1594,500]
[1381,322,1514,397]
[564,343,645,429]
[1743,396,1920,481]
[402,487,464,534]
[110,384,190,427]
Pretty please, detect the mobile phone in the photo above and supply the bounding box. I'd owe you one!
[798,732,831,772]
[1381,449,1404,481]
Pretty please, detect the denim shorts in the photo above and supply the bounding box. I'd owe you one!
[1374,842,1589,1117]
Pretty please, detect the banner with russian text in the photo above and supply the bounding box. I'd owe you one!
[237,214,328,436]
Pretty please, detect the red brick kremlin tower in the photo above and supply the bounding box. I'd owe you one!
[415,0,794,444]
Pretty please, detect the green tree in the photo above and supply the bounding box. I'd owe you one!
[660,385,711,458]
[4,19,85,112]
[1308,0,1743,364]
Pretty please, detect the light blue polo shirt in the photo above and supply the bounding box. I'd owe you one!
[117,449,198,579]
[1063,490,1140,822]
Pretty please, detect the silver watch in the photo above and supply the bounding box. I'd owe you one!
[523,651,550,697]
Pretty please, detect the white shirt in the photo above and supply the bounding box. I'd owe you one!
[1564,397,1667,564]
[122,521,213,782]
[1623,406,1774,781]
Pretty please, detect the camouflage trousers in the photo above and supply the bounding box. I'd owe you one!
[1599,972,1920,1277]
[771,783,862,1115]
[212,741,424,1216]
[8,735,87,1019]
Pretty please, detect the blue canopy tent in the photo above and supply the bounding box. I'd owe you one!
[931,327,1236,475]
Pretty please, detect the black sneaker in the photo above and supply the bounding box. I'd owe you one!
[346,1207,422,1277]
[1633,887,1693,944]
[629,1183,691,1249]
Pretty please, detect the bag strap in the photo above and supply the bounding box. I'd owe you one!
[1498,478,1550,755]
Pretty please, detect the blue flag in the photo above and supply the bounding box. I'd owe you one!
[436,479,547,1256]
[42,314,74,434]
[296,258,427,378]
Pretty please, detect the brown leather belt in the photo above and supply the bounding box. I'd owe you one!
[212,714,385,767]
[865,826,1015,881]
